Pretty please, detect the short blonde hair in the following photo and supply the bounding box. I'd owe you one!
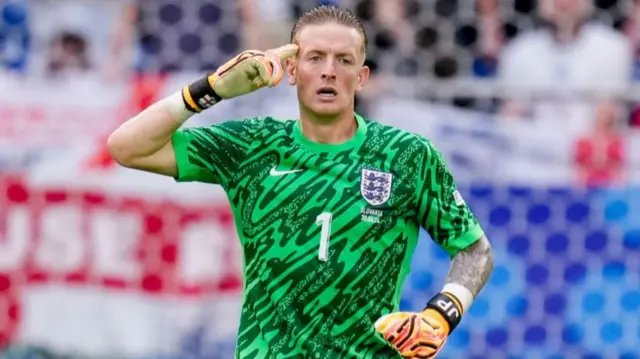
[290,5,368,55]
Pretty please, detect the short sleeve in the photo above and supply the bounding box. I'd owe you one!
[171,119,256,186]
[415,140,485,258]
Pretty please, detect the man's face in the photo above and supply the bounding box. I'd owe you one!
[287,23,369,118]
[542,0,588,24]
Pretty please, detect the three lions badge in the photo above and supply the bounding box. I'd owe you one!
[361,169,392,206]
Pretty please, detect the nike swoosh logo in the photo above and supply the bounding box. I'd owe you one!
[270,166,304,176]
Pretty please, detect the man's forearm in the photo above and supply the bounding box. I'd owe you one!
[107,92,192,165]
[419,236,494,335]
[445,236,494,297]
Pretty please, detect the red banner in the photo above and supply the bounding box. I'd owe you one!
[0,176,242,348]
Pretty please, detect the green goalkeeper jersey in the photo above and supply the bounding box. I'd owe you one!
[171,113,484,359]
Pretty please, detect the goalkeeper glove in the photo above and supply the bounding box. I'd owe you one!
[181,44,299,113]
[375,292,464,358]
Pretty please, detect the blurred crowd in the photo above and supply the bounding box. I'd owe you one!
[2,0,640,186]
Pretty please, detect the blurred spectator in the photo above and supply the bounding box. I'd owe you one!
[350,0,417,115]
[622,0,640,128]
[497,0,633,134]
[29,0,125,80]
[111,0,259,75]
[250,0,293,49]
[358,0,415,75]
[628,103,640,127]
[622,0,640,80]
[474,0,503,78]
[0,0,30,74]
[574,100,626,187]
[46,31,91,78]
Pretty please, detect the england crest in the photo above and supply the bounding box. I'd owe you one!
[361,169,393,206]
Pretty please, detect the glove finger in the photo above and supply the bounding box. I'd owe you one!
[216,50,261,77]
[249,59,269,88]
[409,336,446,358]
[217,51,249,75]
[419,315,441,330]
[379,314,445,358]
[374,314,394,332]
[406,343,439,358]
[266,44,297,84]
[256,54,285,87]
[375,313,410,336]
[267,44,299,61]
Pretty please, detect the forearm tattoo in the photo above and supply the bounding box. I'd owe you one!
[445,236,494,297]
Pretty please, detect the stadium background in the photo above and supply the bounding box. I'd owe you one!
[1,0,639,358]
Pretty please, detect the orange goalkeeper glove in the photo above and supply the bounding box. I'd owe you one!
[375,293,464,358]
[181,44,298,112]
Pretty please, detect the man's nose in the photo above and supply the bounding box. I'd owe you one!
[320,60,336,80]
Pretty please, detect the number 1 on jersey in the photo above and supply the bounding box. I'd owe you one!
[316,212,332,261]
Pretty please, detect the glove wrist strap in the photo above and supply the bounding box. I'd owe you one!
[182,74,223,113]
[425,292,463,333]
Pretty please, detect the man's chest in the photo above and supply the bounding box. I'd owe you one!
[228,147,418,246]
[242,149,413,211]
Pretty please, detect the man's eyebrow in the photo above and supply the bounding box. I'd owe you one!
[304,49,356,57]
[336,52,356,58]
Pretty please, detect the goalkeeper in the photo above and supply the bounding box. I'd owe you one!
[107,5,494,359]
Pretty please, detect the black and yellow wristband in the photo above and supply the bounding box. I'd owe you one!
[425,292,463,333]
[181,74,223,113]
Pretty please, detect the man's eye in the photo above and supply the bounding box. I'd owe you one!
[309,56,321,61]
[339,58,352,65]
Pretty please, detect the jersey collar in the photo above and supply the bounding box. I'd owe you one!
[293,112,367,154]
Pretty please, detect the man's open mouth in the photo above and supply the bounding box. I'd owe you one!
[317,86,338,98]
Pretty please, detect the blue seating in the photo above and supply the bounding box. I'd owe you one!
[403,185,640,358]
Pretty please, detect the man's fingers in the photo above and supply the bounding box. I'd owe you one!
[375,313,409,333]
[267,44,299,60]
[246,61,266,87]
[245,60,260,78]
[248,57,285,87]
[420,315,443,331]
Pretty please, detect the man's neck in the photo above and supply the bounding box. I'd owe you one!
[553,20,584,44]
[299,110,358,144]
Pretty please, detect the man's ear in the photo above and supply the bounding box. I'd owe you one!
[286,58,296,85]
[356,65,370,91]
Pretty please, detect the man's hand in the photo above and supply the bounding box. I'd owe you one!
[212,44,299,99]
[182,44,299,113]
[375,309,449,358]
[375,291,466,358]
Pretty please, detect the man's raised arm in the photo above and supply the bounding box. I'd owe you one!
[106,44,299,177]
[107,92,191,177]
